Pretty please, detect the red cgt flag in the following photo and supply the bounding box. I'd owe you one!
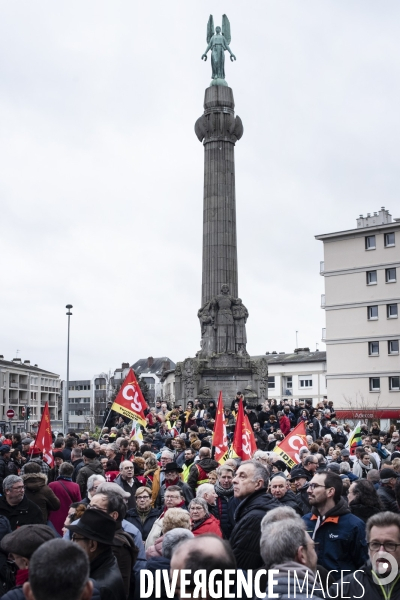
[230,399,257,460]
[111,369,148,427]
[36,402,54,467]
[212,391,228,464]
[273,421,308,469]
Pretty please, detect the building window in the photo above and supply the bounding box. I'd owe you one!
[389,377,400,391]
[365,235,376,250]
[366,271,377,285]
[387,304,398,318]
[367,306,378,320]
[299,376,312,388]
[386,268,397,283]
[388,340,399,355]
[286,376,293,389]
[385,232,395,247]
[268,376,275,389]
[369,377,380,392]
[368,341,379,356]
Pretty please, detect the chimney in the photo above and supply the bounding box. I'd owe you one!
[162,360,170,371]
[147,356,154,368]
[121,362,129,369]
[24,360,30,364]
[12,358,21,363]
[0,355,3,359]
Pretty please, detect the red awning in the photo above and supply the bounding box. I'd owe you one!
[335,410,400,420]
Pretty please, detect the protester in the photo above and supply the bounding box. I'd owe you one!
[22,463,60,523]
[146,507,191,558]
[187,447,219,492]
[76,450,104,499]
[48,462,82,535]
[347,479,384,523]
[213,465,240,539]
[269,474,305,516]
[126,486,161,541]
[0,476,43,530]
[155,462,193,508]
[189,498,222,537]
[377,468,400,513]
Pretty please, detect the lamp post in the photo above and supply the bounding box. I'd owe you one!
[65,304,73,433]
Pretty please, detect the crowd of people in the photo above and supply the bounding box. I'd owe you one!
[0,393,399,599]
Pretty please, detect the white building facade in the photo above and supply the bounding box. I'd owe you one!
[0,356,61,433]
[316,207,400,426]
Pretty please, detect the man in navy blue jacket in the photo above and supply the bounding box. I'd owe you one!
[302,471,368,578]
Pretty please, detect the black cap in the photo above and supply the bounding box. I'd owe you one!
[82,449,97,459]
[164,462,183,473]
[380,468,400,480]
[1,525,56,558]
[67,509,116,544]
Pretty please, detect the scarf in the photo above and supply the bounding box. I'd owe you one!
[57,476,72,481]
[16,569,29,586]
[165,477,179,487]
[136,507,151,524]
[214,481,234,497]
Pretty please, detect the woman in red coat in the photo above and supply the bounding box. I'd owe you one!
[278,411,291,437]
[48,462,81,535]
[189,498,223,537]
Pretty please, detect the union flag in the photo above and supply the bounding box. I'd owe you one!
[35,402,54,467]
[273,421,308,469]
[212,391,228,464]
[230,399,257,460]
[111,369,148,427]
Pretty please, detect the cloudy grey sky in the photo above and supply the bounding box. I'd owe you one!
[1,1,399,380]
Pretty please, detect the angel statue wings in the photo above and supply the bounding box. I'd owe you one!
[201,15,236,84]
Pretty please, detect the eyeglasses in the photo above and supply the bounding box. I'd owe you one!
[308,483,328,491]
[72,534,88,542]
[368,542,400,553]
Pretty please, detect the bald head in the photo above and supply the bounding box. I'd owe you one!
[270,475,288,499]
[199,447,211,459]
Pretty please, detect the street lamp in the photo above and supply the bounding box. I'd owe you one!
[65,304,73,433]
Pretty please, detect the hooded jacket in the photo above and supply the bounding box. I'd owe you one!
[330,560,400,600]
[302,497,368,575]
[261,562,325,599]
[76,459,104,498]
[187,458,219,492]
[22,472,60,522]
[349,501,383,523]
[230,488,280,570]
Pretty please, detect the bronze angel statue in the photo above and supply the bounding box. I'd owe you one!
[201,15,236,83]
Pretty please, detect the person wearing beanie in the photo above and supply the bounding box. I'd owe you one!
[22,463,60,523]
[0,525,56,600]
[47,452,64,484]
[20,449,49,478]
[76,449,104,499]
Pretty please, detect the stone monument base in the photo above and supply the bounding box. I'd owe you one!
[174,354,268,408]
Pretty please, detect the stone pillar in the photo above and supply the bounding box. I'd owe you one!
[195,86,243,307]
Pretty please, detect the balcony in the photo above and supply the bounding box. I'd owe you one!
[321,294,326,308]
[322,328,326,340]
[320,261,325,274]
[9,382,18,388]
[19,384,28,390]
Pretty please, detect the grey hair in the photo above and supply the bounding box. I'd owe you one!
[106,443,117,452]
[253,450,270,462]
[59,462,74,477]
[3,475,22,493]
[299,447,309,457]
[366,512,400,541]
[260,518,308,570]
[196,483,215,498]
[261,506,299,531]
[323,434,332,441]
[161,450,174,459]
[162,528,194,559]
[339,462,350,473]
[188,497,209,515]
[87,474,106,491]
[240,460,270,487]
[119,460,134,471]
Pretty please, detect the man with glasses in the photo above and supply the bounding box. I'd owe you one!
[114,460,139,510]
[0,475,43,530]
[302,471,368,576]
[332,512,400,599]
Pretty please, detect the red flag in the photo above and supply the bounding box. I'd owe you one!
[273,421,308,469]
[230,400,257,460]
[212,392,228,464]
[36,402,54,467]
[111,369,148,426]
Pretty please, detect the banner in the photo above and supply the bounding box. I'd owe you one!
[273,421,308,469]
[131,421,143,443]
[35,402,54,467]
[230,400,257,460]
[212,391,228,464]
[345,421,362,456]
[111,369,148,426]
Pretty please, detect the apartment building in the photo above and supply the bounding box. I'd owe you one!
[113,357,176,405]
[0,356,61,432]
[64,373,110,432]
[316,207,400,426]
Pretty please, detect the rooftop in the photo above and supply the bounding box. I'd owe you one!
[315,207,400,240]
[251,350,326,365]
[131,356,176,377]
[0,357,59,376]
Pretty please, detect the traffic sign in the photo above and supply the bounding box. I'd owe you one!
[6,409,15,419]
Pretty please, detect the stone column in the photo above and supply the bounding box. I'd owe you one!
[195,86,243,307]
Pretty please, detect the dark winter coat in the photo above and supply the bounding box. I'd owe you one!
[1,582,102,600]
[253,429,269,451]
[330,560,400,600]
[90,547,125,600]
[377,484,400,513]
[302,497,368,575]
[22,473,61,522]
[273,489,305,516]
[187,458,219,492]
[349,502,383,523]
[126,506,161,541]
[0,495,43,531]
[0,459,10,488]
[145,556,171,600]
[113,474,140,510]
[296,485,312,515]
[75,460,104,498]
[215,489,241,539]
[262,562,325,599]
[230,488,280,570]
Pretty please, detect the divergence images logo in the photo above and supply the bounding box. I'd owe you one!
[371,551,399,586]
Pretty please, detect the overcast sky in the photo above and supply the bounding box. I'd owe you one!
[1,1,399,380]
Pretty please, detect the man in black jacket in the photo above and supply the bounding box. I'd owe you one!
[269,474,305,516]
[67,507,125,600]
[253,422,269,451]
[76,450,104,498]
[377,468,400,513]
[230,460,279,569]
[0,476,43,531]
